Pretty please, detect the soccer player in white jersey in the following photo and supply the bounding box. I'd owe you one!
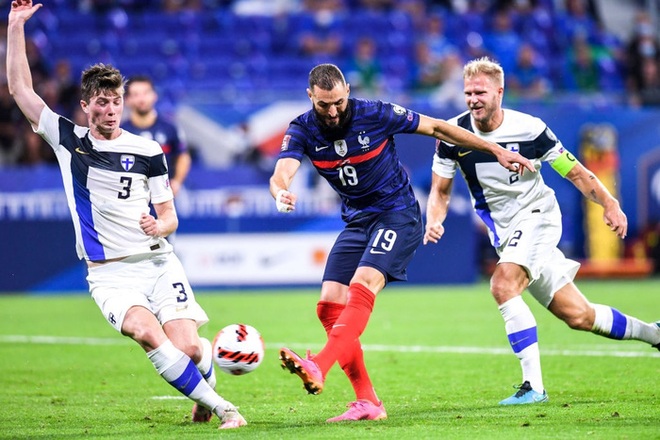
[6,0,246,429]
[424,57,660,405]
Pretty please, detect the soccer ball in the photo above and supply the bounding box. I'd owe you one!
[212,324,265,376]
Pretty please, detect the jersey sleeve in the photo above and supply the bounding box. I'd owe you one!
[35,106,62,150]
[148,152,173,204]
[380,101,420,134]
[534,125,562,159]
[277,122,306,162]
[432,140,458,178]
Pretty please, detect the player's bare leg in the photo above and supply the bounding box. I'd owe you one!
[124,307,246,429]
[549,283,660,348]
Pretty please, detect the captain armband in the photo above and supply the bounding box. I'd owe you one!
[550,150,579,177]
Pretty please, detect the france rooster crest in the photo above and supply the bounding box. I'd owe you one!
[334,139,348,157]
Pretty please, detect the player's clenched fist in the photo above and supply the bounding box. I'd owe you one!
[275,189,297,213]
[140,213,160,237]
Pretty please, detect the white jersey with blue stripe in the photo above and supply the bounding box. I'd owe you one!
[432,108,568,247]
[36,106,173,261]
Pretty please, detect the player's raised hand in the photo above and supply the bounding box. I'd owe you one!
[275,189,297,213]
[9,0,42,21]
[496,149,535,175]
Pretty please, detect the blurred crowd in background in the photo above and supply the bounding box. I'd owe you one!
[0,0,658,167]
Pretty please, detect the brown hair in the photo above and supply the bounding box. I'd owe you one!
[80,63,126,102]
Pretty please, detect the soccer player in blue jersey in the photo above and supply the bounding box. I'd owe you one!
[424,57,660,405]
[270,63,535,422]
[7,0,245,429]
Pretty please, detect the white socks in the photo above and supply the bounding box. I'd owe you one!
[147,339,231,413]
[592,304,660,345]
[499,296,544,393]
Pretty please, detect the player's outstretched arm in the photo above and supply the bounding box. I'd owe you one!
[565,163,628,239]
[424,172,453,245]
[6,0,46,129]
[416,115,535,175]
[269,158,300,213]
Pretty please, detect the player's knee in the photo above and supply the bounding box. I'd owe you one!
[490,279,523,303]
[125,325,163,351]
[176,340,203,362]
[562,309,593,331]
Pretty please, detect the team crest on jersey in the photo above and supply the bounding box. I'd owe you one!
[334,140,348,157]
[358,132,370,149]
[120,154,135,171]
[506,143,520,153]
[281,134,291,151]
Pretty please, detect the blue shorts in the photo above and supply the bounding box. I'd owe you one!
[323,203,423,285]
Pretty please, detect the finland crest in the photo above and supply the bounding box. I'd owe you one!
[120,154,135,171]
[334,139,348,157]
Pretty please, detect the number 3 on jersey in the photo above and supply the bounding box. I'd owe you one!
[118,176,132,199]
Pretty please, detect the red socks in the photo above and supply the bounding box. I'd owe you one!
[314,284,378,404]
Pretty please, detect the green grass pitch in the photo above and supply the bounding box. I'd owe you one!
[1,279,658,439]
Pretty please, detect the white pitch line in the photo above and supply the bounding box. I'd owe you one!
[0,334,130,345]
[0,335,658,358]
[275,342,660,358]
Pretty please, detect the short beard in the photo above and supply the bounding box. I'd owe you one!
[314,105,351,136]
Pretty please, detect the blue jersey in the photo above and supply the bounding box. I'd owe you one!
[278,98,421,222]
[122,115,187,179]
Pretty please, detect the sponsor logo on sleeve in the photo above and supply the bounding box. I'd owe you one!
[281,134,291,151]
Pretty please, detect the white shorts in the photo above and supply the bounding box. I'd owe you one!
[87,252,209,333]
[496,214,580,308]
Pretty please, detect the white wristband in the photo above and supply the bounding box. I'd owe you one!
[275,189,291,213]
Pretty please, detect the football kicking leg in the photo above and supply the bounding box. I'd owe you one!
[190,337,216,422]
[317,300,386,422]
[165,319,217,423]
[125,307,246,429]
[280,276,381,396]
[549,282,660,349]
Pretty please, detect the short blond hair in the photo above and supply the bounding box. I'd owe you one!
[463,57,505,88]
